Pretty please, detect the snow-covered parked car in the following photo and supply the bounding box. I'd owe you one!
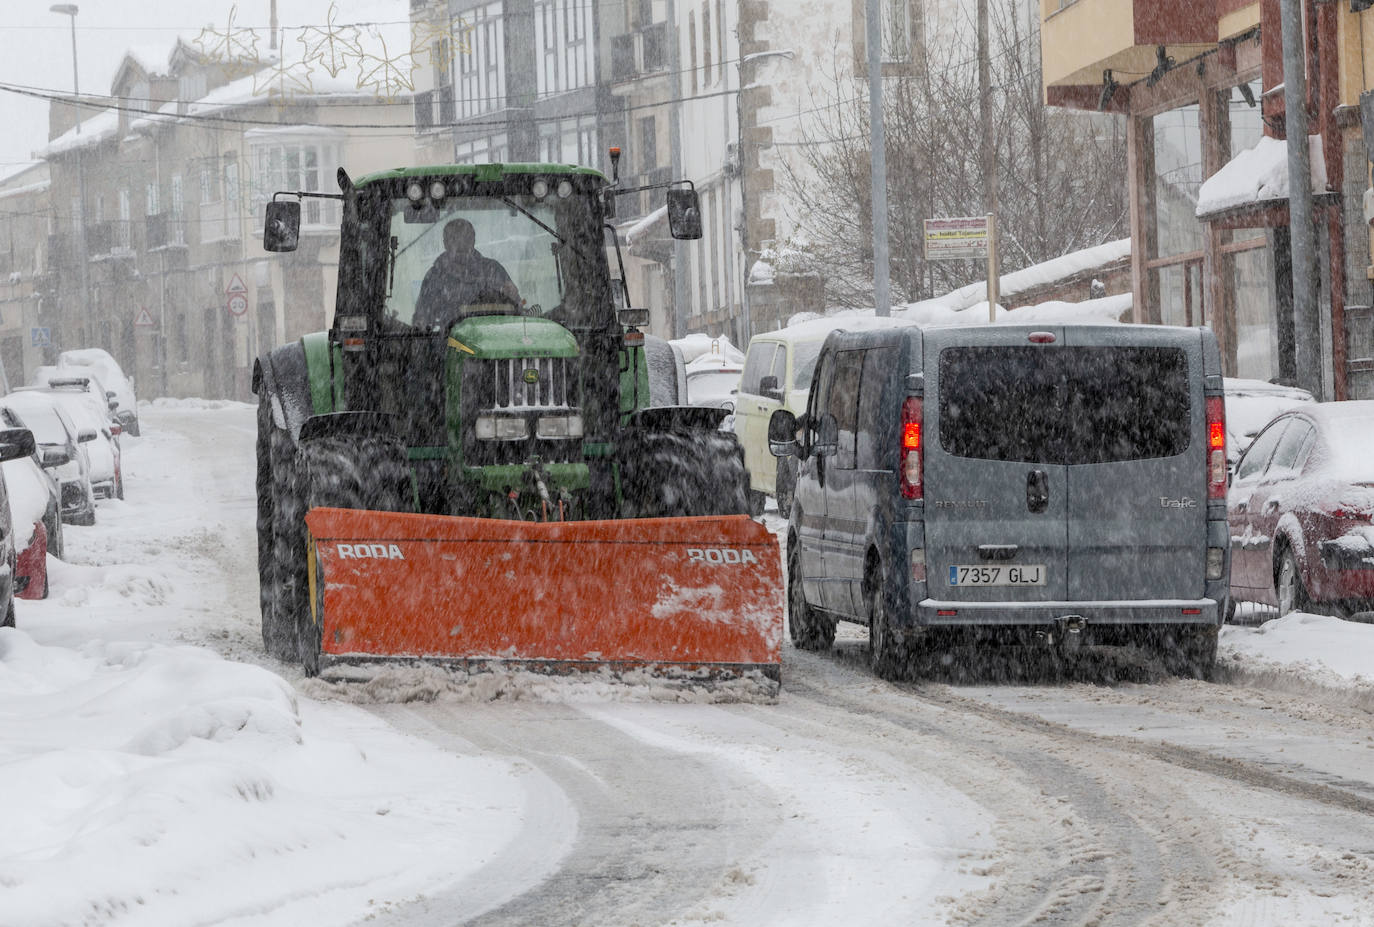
[1227,400,1374,620]
[54,348,140,436]
[684,354,743,411]
[0,427,39,625]
[1223,377,1316,470]
[0,391,97,526]
[0,404,64,563]
[17,384,123,501]
[4,444,60,599]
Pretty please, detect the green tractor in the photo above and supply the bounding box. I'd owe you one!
[254,161,782,681]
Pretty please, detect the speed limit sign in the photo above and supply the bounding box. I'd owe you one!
[227,294,249,316]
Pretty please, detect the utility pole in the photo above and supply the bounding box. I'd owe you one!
[866,0,891,316]
[978,0,998,318]
[51,4,90,355]
[668,0,689,338]
[1280,0,1322,399]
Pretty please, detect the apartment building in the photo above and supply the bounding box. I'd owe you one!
[32,29,415,400]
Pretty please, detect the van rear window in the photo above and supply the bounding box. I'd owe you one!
[938,346,1190,464]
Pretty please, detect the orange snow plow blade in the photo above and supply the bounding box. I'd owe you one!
[303,507,784,684]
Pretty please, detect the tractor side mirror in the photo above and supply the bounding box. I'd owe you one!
[666,188,702,240]
[263,200,301,252]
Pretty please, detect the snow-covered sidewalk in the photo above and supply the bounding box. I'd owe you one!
[0,402,547,927]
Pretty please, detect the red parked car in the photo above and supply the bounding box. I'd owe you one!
[1227,401,1374,619]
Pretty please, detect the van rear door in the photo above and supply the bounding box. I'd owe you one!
[1061,327,1203,601]
[922,327,1071,605]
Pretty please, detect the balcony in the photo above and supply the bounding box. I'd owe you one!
[200,200,243,244]
[1041,0,1218,98]
[86,220,134,259]
[611,23,670,84]
[146,212,186,250]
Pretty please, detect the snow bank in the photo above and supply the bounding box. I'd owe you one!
[0,404,553,926]
[0,630,538,926]
[1221,612,1374,689]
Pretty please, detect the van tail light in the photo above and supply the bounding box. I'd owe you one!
[1206,396,1226,500]
[900,396,923,500]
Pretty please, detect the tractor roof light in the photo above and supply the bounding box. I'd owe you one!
[557,180,573,198]
[531,179,550,199]
[406,181,425,202]
[429,180,447,201]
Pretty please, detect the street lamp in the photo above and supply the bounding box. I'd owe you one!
[50,5,80,134]
[51,2,89,363]
[736,49,794,340]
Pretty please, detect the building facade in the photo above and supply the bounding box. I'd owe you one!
[409,0,746,341]
[30,32,415,401]
[0,161,51,388]
[1041,0,1374,400]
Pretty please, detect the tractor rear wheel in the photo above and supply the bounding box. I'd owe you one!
[296,433,412,676]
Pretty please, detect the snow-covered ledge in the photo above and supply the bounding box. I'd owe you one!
[1195,135,1328,219]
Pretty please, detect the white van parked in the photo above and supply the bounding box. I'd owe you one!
[735,316,914,515]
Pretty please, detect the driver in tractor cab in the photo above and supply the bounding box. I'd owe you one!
[414,218,522,331]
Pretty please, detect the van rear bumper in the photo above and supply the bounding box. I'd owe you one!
[915,599,1222,627]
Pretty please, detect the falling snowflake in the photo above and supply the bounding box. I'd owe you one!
[298,3,364,79]
[193,4,262,76]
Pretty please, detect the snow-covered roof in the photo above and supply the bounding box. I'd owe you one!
[123,44,175,77]
[903,238,1131,315]
[0,160,45,190]
[671,332,746,365]
[34,108,122,158]
[1196,135,1329,218]
[47,1,414,146]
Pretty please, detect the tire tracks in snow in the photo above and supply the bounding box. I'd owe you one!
[778,655,1224,927]
[783,644,1374,926]
[356,701,782,927]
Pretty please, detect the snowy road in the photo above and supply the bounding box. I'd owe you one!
[12,403,1374,927]
[347,639,1374,926]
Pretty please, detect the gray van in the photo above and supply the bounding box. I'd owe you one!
[769,322,1231,679]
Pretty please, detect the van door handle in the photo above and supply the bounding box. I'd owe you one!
[1027,469,1049,514]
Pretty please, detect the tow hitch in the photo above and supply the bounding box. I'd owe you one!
[1033,615,1087,654]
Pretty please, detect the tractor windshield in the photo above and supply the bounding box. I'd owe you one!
[381,191,611,331]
